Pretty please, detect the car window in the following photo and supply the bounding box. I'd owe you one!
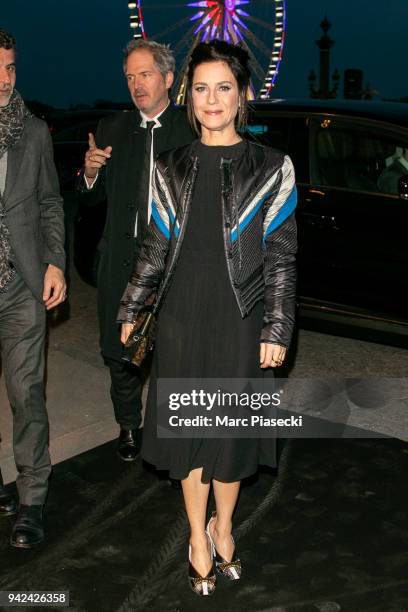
[242,113,309,184]
[286,117,309,184]
[310,117,408,195]
[243,112,290,151]
[53,125,81,142]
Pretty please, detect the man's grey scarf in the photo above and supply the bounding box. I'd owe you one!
[0,90,32,290]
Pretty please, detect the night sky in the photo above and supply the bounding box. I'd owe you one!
[1,0,406,108]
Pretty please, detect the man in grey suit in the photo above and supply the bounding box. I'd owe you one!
[0,29,66,548]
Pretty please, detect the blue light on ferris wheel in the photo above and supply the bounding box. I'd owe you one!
[191,10,205,22]
[194,13,211,34]
[235,27,244,41]
[232,13,248,30]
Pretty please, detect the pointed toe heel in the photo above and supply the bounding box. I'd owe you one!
[206,511,241,581]
[188,543,216,596]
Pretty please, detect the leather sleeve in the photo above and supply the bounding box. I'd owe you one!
[117,164,170,323]
[261,155,298,348]
[261,213,297,347]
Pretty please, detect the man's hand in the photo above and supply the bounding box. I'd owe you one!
[43,264,66,310]
[121,323,134,345]
[84,132,113,180]
[260,343,287,369]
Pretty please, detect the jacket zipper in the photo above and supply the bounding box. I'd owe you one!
[220,157,246,317]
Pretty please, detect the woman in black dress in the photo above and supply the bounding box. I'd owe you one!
[119,40,297,597]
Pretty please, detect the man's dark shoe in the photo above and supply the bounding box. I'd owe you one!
[10,505,44,549]
[0,487,17,517]
[117,428,142,462]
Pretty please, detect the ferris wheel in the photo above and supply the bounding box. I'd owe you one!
[127,1,286,101]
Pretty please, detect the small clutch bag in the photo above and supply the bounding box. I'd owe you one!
[121,308,157,367]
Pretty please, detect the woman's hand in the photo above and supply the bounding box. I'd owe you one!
[121,323,134,345]
[260,343,287,368]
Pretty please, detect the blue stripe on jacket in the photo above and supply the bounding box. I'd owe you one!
[264,186,297,240]
[230,196,267,243]
[151,200,170,240]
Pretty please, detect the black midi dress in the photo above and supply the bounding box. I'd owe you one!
[141,140,277,482]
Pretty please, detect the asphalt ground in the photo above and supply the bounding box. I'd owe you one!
[0,436,407,611]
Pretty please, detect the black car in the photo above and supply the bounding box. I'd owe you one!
[50,109,118,189]
[50,109,120,283]
[70,100,408,348]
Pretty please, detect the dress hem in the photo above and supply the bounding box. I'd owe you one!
[141,453,277,484]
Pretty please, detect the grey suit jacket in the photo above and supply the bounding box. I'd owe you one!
[3,116,65,302]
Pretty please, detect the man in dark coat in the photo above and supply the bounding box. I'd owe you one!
[0,29,66,547]
[77,40,194,461]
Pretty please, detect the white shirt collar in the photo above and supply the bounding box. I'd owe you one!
[397,155,408,172]
[139,100,170,128]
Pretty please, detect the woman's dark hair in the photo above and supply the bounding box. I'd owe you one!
[0,29,16,51]
[186,39,251,135]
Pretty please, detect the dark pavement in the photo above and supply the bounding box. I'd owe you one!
[0,435,407,611]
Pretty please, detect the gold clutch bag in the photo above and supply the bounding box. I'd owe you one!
[121,308,156,367]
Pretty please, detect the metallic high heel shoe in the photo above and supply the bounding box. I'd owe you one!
[188,542,216,596]
[206,511,241,580]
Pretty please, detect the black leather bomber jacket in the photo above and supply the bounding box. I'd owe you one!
[118,139,298,348]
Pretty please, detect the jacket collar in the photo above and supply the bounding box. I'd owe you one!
[139,100,171,128]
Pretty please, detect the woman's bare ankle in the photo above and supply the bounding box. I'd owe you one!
[213,521,232,540]
[190,533,210,549]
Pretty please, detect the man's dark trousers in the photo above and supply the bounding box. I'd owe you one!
[0,272,50,505]
[105,357,142,430]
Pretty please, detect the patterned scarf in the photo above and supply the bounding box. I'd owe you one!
[0,89,32,290]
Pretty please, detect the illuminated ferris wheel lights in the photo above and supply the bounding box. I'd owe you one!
[188,1,213,7]
[191,11,205,21]
[134,0,287,100]
[194,15,212,35]
[236,9,249,17]
[232,13,248,30]
[198,13,211,29]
